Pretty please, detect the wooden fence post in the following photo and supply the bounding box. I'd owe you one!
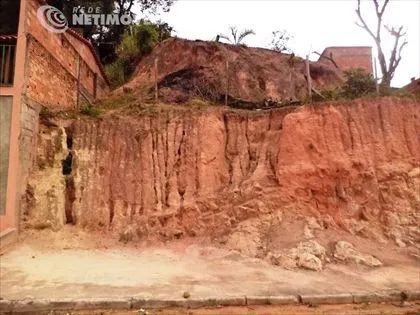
[154,58,158,103]
[305,55,312,102]
[225,60,229,107]
[374,57,379,95]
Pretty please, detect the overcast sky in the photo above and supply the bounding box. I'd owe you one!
[137,0,420,87]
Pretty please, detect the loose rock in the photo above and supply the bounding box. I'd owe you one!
[297,252,323,271]
[334,241,382,267]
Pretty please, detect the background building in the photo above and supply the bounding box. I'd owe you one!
[318,46,373,75]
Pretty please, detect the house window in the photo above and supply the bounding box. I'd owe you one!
[0,43,16,86]
[0,96,12,215]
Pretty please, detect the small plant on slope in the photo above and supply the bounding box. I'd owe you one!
[342,68,376,99]
[219,26,255,45]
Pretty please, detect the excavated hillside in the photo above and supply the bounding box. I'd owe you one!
[120,38,343,105]
[24,97,420,271]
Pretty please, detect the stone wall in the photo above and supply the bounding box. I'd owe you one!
[0,97,13,215]
[23,123,67,230]
[18,100,40,229]
[19,100,39,181]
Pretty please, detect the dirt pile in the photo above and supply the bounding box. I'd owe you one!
[121,38,343,105]
[24,97,420,270]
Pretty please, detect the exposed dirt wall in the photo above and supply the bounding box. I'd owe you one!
[121,38,343,104]
[25,98,420,247]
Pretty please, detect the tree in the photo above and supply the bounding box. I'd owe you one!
[0,0,20,34]
[52,0,175,63]
[105,19,172,86]
[355,0,407,90]
[154,20,174,42]
[342,68,376,99]
[270,30,293,53]
[219,26,255,45]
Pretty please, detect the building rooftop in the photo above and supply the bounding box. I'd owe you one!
[0,34,17,42]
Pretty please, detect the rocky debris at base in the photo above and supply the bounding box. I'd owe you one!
[293,240,327,271]
[268,240,327,271]
[296,240,326,260]
[334,241,382,267]
[297,252,323,272]
[382,210,420,248]
[225,212,282,257]
[267,238,386,271]
[303,225,314,239]
[24,98,420,271]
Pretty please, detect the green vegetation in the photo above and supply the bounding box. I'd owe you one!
[105,20,172,87]
[314,68,377,102]
[80,104,101,117]
[313,68,418,104]
[39,106,52,117]
[219,26,255,45]
[341,68,376,99]
[104,59,126,87]
[57,0,174,65]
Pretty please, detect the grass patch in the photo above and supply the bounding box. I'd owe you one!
[185,97,219,109]
[80,105,101,117]
[98,91,140,110]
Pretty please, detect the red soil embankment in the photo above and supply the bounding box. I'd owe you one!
[121,38,342,104]
[25,97,419,262]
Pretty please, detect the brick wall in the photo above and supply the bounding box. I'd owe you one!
[25,0,109,110]
[0,96,13,215]
[27,37,77,109]
[7,0,109,236]
[66,34,108,98]
[319,47,373,74]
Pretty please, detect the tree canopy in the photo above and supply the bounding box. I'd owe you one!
[48,0,174,63]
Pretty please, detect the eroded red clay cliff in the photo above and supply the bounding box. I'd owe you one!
[26,97,419,255]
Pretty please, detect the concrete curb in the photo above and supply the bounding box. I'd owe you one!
[300,293,353,305]
[0,290,418,313]
[246,295,299,305]
[0,298,132,313]
[352,291,402,304]
[130,297,246,309]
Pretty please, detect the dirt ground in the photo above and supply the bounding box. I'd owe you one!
[1,226,419,303]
